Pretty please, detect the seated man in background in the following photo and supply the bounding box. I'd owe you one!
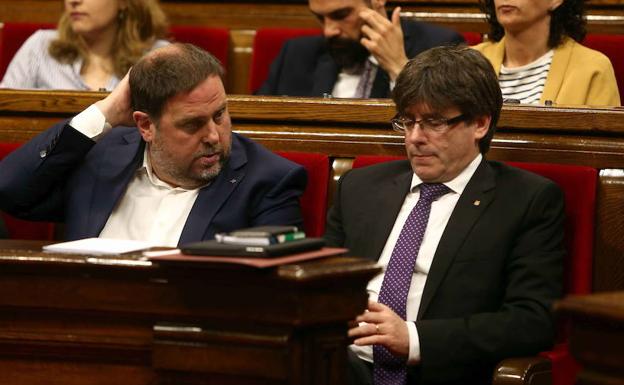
[0,43,306,247]
[325,46,564,384]
[257,0,464,98]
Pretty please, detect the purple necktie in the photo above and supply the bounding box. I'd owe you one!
[373,183,450,385]
[354,60,377,98]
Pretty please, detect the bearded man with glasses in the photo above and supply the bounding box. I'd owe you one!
[324,46,565,385]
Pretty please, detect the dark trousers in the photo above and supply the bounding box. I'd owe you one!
[347,349,373,385]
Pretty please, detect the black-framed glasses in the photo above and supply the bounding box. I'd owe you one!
[391,113,468,134]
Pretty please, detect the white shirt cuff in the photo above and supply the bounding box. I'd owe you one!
[69,104,112,141]
[406,321,421,364]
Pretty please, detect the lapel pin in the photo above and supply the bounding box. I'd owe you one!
[230,179,237,184]
[473,200,481,206]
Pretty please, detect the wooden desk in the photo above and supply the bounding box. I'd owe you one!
[0,240,379,385]
[555,292,624,385]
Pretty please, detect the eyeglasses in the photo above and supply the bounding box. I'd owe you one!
[391,113,468,134]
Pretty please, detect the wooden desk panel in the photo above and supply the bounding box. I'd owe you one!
[0,241,379,385]
[555,292,624,385]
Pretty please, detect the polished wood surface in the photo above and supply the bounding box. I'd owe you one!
[556,292,624,385]
[0,240,380,385]
[0,90,623,292]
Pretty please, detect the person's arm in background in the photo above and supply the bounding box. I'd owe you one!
[359,7,408,82]
[585,54,621,106]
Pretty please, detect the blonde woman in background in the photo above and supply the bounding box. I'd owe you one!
[1,0,168,91]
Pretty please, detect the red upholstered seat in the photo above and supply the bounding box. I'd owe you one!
[352,155,597,385]
[168,26,230,69]
[275,151,329,237]
[0,142,56,240]
[583,34,624,103]
[0,22,56,79]
[249,28,322,93]
[462,31,482,46]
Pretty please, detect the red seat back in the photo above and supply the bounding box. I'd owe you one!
[0,22,55,79]
[583,34,624,103]
[249,28,322,93]
[506,162,596,295]
[462,31,482,46]
[168,26,230,69]
[276,151,329,237]
[0,142,56,240]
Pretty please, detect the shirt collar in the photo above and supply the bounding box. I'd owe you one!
[139,147,200,191]
[409,153,483,195]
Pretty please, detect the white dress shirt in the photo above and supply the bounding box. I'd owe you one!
[351,154,482,364]
[331,56,395,98]
[69,105,201,247]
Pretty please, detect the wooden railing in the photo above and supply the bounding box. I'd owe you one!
[0,90,623,292]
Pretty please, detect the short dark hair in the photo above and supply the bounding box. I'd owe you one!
[130,43,224,121]
[392,46,502,154]
[479,0,586,48]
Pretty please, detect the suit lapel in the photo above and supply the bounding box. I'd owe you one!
[312,52,339,96]
[369,69,390,98]
[417,160,497,318]
[177,135,247,245]
[87,131,144,237]
[369,168,413,261]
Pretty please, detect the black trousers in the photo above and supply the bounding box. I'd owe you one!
[347,349,373,385]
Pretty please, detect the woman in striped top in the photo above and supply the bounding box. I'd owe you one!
[0,0,169,91]
[473,0,620,107]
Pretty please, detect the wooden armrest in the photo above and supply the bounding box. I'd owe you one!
[492,356,552,385]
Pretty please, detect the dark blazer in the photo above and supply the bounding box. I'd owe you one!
[257,20,465,97]
[325,159,565,385]
[0,121,306,245]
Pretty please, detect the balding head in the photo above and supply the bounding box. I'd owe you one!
[129,43,224,122]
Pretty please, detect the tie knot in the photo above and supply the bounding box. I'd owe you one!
[419,183,450,201]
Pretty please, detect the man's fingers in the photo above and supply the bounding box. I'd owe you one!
[353,334,384,346]
[348,322,378,338]
[356,311,385,325]
[368,300,389,312]
[359,8,390,31]
[391,7,401,26]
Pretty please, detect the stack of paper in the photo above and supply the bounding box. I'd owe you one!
[43,238,154,255]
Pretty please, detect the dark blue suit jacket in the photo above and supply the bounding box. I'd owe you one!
[257,20,465,97]
[0,121,306,245]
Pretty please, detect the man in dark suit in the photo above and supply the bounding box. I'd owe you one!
[0,44,305,246]
[257,0,464,98]
[325,46,564,384]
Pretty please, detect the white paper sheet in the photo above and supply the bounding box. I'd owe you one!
[43,238,154,255]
